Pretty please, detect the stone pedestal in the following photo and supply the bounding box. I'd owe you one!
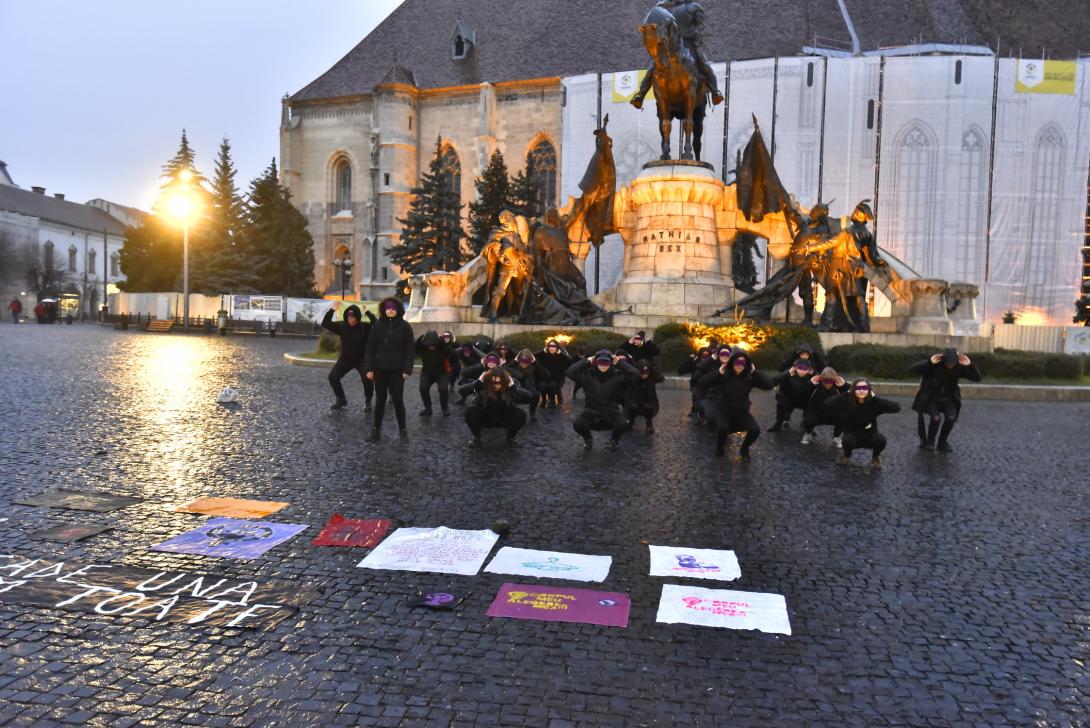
[903,279,953,335]
[611,163,735,327]
[946,282,981,336]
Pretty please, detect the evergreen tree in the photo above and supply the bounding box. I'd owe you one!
[466,149,510,255]
[243,159,317,297]
[389,137,466,275]
[119,131,210,292]
[509,153,543,219]
[191,137,257,293]
[731,233,763,293]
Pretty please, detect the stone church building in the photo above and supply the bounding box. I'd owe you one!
[281,0,1086,313]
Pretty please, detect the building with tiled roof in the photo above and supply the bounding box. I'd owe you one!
[282,0,1089,320]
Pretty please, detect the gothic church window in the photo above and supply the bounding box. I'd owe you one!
[110,253,119,278]
[334,158,352,213]
[1026,124,1065,297]
[440,146,461,209]
[955,127,987,282]
[888,122,937,274]
[44,241,55,268]
[68,246,77,272]
[88,249,96,273]
[528,140,558,211]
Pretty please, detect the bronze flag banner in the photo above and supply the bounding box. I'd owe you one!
[735,118,790,224]
[0,554,319,630]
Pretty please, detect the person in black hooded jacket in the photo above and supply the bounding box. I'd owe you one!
[566,350,640,449]
[619,331,661,364]
[825,379,901,469]
[778,342,825,373]
[535,339,572,408]
[910,347,981,452]
[511,349,551,420]
[459,367,533,446]
[801,367,849,446]
[321,301,377,411]
[416,330,455,417]
[678,345,715,418]
[625,359,665,433]
[363,297,415,441]
[697,347,773,460]
[768,358,817,431]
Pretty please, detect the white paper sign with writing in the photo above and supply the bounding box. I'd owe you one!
[484,547,612,583]
[357,527,499,576]
[648,545,741,581]
[656,584,791,635]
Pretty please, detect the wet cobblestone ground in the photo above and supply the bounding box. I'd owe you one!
[0,325,1087,727]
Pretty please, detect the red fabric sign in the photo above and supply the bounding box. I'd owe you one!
[311,514,392,548]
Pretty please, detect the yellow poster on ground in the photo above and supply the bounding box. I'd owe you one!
[1016,59,1077,95]
[612,69,654,103]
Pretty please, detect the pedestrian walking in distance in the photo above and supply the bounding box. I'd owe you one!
[321,301,376,412]
[7,297,22,324]
[364,298,415,442]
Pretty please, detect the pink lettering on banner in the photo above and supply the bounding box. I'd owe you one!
[681,596,751,618]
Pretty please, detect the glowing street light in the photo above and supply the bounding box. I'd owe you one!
[163,171,201,333]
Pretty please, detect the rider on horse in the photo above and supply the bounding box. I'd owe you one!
[631,0,724,110]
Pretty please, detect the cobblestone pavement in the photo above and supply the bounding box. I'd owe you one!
[0,325,1087,727]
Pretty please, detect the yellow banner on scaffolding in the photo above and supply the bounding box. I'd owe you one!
[1016,59,1077,95]
[612,70,654,103]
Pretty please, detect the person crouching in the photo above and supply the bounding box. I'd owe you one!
[801,367,849,446]
[825,379,901,469]
[460,368,532,447]
[625,359,664,433]
[566,350,639,450]
[697,347,773,460]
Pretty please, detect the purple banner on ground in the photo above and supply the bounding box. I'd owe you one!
[486,583,630,627]
[151,518,308,560]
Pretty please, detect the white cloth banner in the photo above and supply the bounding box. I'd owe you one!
[656,584,791,635]
[356,527,499,576]
[648,545,741,581]
[484,547,612,583]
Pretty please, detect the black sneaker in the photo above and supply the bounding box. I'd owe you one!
[467,435,482,447]
[582,437,593,450]
[363,400,373,412]
[367,428,380,442]
[739,447,751,461]
[330,399,348,410]
[506,437,520,448]
[646,421,655,434]
[441,408,451,417]
[419,409,433,417]
[607,439,620,451]
[398,429,409,442]
[937,441,953,453]
[919,440,934,451]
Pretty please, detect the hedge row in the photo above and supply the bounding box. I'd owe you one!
[652,322,822,372]
[826,344,1086,381]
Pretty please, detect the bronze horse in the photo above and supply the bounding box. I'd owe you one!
[638,5,709,161]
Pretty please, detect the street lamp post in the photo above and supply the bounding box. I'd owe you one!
[164,169,199,333]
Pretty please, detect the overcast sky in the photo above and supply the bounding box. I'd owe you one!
[0,0,404,210]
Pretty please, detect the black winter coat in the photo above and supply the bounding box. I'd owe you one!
[698,365,774,414]
[620,340,661,362]
[772,371,818,407]
[321,306,375,365]
[511,360,551,391]
[910,360,981,414]
[805,381,850,417]
[825,393,901,437]
[624,367,665,412]
[778,346,826,373]
[363,299,415,374]
[536,348,573,384]
[458,378,533,410]
[566,359,639,414]
[416,332,454,375]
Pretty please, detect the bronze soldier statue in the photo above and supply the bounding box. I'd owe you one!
[481,211,533,322]
[631,0,724,110]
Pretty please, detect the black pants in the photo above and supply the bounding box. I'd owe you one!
[918,400,958,444]
[465,405,527,437]
[573,410,630,440]
[538,378,562,401]
[842,431,887,456]
[372,370,407,431]
[419,370,450,412]
[803,412,843,436]
[625,402,658,422]
[329,358,373,402]
[714,411,760,452]
[774,401,803,425]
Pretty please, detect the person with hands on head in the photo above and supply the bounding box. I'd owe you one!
[535,338,572,408]
[511,349,550,421]
[619,330,661,364]
[801,367,850,446]
[363,297,415,442]
[566,350,640,450]
[459,367,533,447]
[697,347,774,460]
[778,341,825,373]
[911,347,981,453]
[678,345,715,418]
[440,331,459,391]
[321,300,377,412]
[825,379,901,469]
[768,358,817,431]
[625,359,665,433]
